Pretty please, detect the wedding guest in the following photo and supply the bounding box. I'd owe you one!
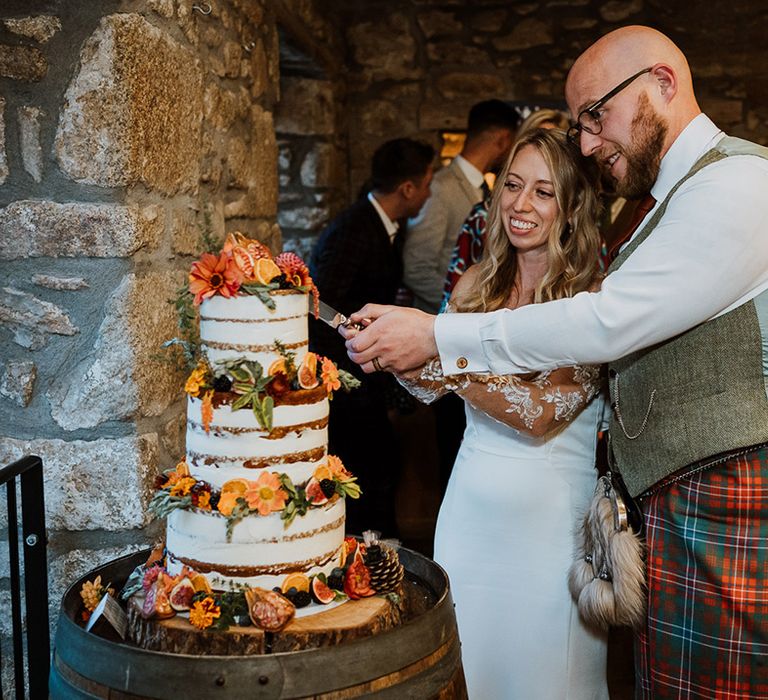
[309,138,434,537]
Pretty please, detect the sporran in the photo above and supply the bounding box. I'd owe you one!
[568,470,646,629]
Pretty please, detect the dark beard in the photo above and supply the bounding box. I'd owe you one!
[612,94,667,200]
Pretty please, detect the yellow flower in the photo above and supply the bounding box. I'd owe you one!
[217,491,241,516]
[185,362,208,398]
[320,357,340,393]
[189,596,220,630]
[169,476,196,498]
[80,575,114,612]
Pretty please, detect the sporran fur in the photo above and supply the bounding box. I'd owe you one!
[568,471,646,629]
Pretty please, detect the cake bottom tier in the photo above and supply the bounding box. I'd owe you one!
[166,499,345,591]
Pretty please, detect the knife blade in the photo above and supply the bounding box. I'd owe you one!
[317,300,365,331]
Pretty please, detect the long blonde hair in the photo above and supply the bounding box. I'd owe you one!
[456,129,602,312]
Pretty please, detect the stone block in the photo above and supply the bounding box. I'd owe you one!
[562,17,599,30]
[0,200,162,260]
[276,78,335,136]
[222,41,242,78]
[55,14,203,195]
[277,206,329,232]
[599,0,643,22]
[248,38,268,99]
[347,14,418,81]
[0,97,7,186]
[358,99,406,137]
[419,101,475,131]
[0,45,47,81]
[170,208,200,257]
[427,42,490,66]
[47,272,185,430]
[147,0,175,19]
[0,360,36,407]
[701,98,743,126]
[0,434,159,531]
[416,10,463,38]
[17,106,44,183]
[436,72,505,100]
[0,287,78,350]
[226,136,250,189]
[3,15,61,43]
[470,10,508,32]
[493,19,553,50]
[31,275,89,291]
[300,143,338,188]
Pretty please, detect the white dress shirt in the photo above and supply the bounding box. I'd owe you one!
[454,154,486,193]
[367,191,399,243]
[436,114,768,375]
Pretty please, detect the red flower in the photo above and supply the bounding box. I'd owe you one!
[189,252,242,305]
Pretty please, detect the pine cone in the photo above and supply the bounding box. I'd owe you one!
[366,544,404,594]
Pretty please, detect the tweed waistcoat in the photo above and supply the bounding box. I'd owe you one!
[607,136,768,497]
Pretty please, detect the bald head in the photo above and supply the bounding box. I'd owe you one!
[566,26,700,149]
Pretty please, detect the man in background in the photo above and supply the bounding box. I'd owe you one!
[403,99,519,495]
[309,137,434,537]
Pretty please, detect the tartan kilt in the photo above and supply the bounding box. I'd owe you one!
[635,445,768,699]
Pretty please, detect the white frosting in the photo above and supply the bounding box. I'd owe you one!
[166,499,345,590]
[171,290,348,594]
[200,291,308,369]
[186,394,329,487]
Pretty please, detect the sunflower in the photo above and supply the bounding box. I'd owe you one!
[189,252,242,305]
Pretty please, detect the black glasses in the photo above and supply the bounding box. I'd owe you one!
[567,67,652,144]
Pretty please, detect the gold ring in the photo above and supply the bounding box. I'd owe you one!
[372,357,383,372]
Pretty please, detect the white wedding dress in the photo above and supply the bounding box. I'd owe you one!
[401,360,609,699]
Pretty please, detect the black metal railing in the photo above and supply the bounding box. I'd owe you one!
[1,455,49,699]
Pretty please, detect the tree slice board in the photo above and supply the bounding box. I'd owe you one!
[126,591,404,655]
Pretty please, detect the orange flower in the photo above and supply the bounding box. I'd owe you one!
[245,472,288,516]
[184,362,209,397]
[327,455,352,480]
[189,252,242,305]
[170,476,196,498]
[320,357,340,393]
[194,490,211,510]
[217,491,241,516]
[201,390,214,434]
[189,596,220,630]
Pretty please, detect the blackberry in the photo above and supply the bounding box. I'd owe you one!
[327,567,345,591]
[292,590,312,608]
[320,479,336,499]
[209,492,220,510]
[213,375,232,392]
[274,273,290,289]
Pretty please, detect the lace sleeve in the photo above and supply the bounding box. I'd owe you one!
[457,365,603,438]
[395,357,471,405]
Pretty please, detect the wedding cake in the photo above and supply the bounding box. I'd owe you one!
[149,234,362,598]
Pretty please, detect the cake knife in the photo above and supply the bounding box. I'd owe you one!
[317,300,366,331]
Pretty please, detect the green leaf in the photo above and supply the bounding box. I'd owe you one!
[338,369,362,391]
[148,490,193,519]
[261,395,274,431]
[336,479,362,500]
[232,392,254,411]
[225,498,251,542]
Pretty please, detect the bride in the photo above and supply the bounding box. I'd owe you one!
[399,128,609,699]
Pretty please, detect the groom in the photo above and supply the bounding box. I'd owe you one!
[344,26,768,698]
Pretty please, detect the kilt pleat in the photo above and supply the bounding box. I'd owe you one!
[635,446,768,699]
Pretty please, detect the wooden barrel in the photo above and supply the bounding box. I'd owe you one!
[49,548,466,699]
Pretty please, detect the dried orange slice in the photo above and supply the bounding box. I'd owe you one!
[253,257,281,285]
[221,478,250,496]
[297,353,319,389]
[189,572,212,594]
[268,358,286,375]
[281,572,310,594]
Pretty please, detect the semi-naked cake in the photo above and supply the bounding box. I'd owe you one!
[150,234,362,597]
[165,289,346,591]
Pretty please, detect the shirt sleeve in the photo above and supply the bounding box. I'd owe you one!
[436,154,768,375]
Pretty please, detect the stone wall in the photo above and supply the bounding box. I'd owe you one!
[0,0,280,683]
[329,0,768,199]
